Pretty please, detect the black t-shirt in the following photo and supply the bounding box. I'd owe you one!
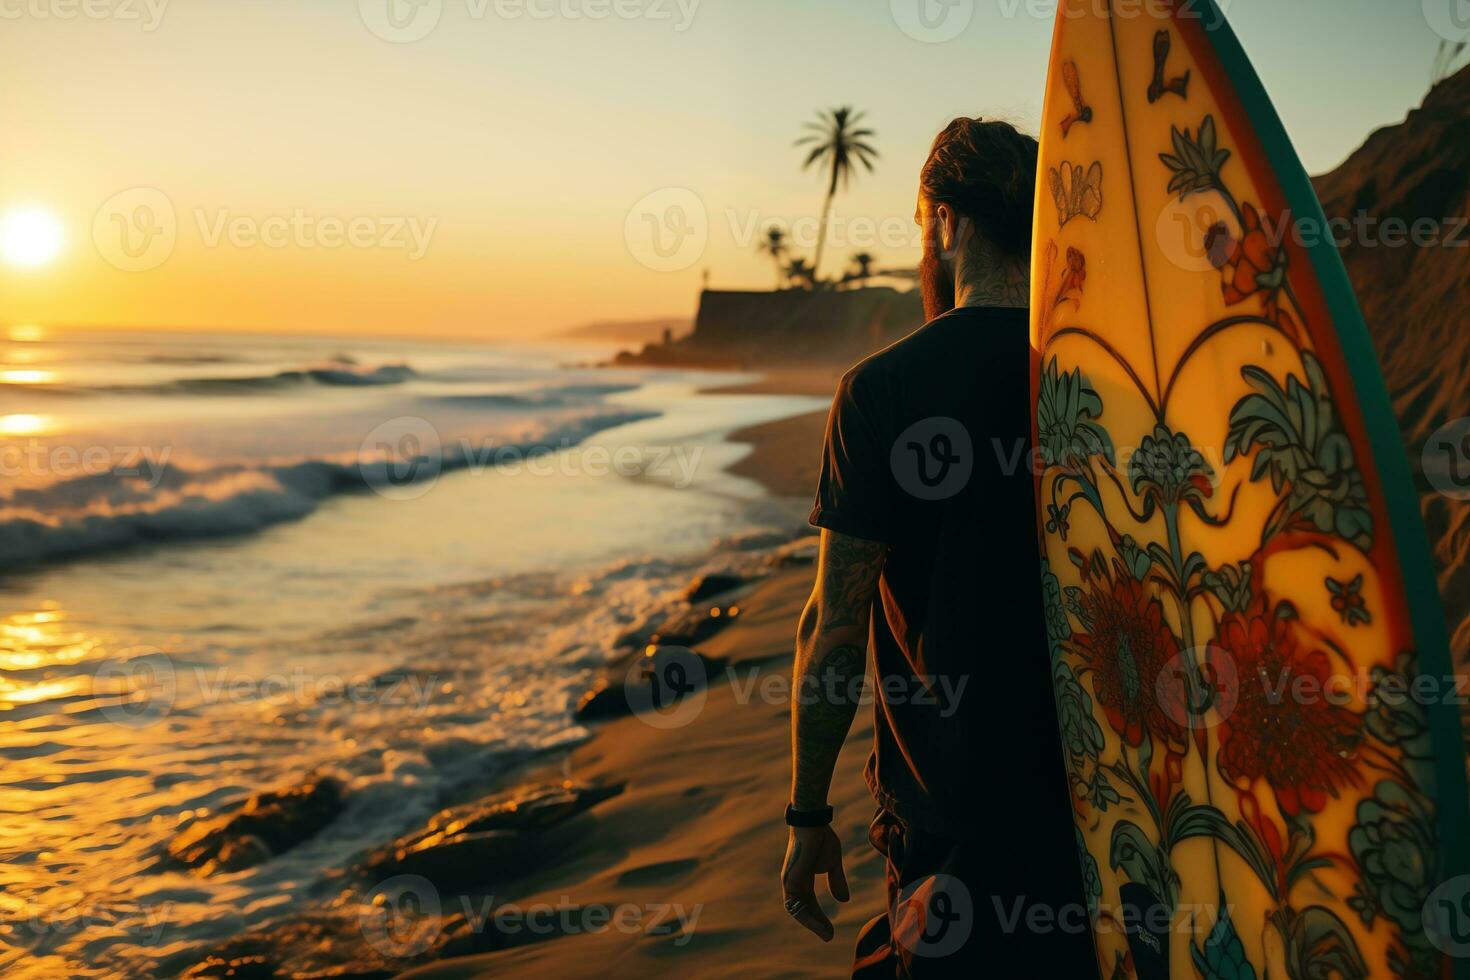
[811,305,1078,851]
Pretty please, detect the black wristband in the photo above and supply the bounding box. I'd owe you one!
[785,804,834,828]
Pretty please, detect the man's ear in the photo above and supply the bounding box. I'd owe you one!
[936,203,958,255]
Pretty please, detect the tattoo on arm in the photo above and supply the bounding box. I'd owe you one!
[792,643,866,810]
[789,530,886,811]
[818,533,887,633]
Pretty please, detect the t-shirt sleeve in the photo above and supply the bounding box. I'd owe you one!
[810,368,893,543]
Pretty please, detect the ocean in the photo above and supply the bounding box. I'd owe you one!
[0,326,825,976]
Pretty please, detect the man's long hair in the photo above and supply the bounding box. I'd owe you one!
[921,117,1038,261]
[918,118,1038,318]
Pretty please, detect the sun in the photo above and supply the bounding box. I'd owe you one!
[0,207,65,269]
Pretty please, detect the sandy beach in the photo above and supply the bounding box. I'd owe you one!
[161,365,885,980]
[385,370,885,979]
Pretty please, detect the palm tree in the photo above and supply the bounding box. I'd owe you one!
[1432,38,1467,84]
[848,251,875,287]
[786,257,815,291]
[757,225,790,289]
[795,107,877,283]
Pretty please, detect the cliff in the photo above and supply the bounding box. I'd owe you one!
[1311,64,1470,654]
[615,286,923,368]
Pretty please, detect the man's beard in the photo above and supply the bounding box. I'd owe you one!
[919,241,955,321]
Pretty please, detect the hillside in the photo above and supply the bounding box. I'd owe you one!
[614,286,923,368]
[1312,64,1470,655]
[557,317,691,344]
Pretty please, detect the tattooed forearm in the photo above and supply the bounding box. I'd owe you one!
[818,534,887,633]
[789,530,885,811]
[792,643,866,810]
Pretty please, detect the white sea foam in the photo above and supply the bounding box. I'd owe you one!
[0,329,825,977]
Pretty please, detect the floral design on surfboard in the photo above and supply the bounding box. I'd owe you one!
[1049,160,1104,228]
[1036,84,1443,980]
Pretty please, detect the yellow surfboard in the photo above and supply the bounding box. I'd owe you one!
[1029,2,1470,978]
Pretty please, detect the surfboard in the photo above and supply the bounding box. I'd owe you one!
[1028,2,1470,977]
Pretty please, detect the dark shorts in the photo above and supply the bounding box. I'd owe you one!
[851,809,1099,979]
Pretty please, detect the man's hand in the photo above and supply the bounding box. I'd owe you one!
[780,824,850,942]
[782,530,881,942]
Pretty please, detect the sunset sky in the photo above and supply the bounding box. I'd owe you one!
[0,0,1457,338]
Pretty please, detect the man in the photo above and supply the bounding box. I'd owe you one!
[780,118,1096,977]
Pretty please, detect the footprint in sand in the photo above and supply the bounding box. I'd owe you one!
[616,857,701,887]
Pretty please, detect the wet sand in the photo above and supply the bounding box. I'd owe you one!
[399,370,887,979]
[716,368,838,501]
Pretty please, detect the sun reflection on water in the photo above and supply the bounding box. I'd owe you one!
[0,608,96,672]
[6,324,48,342]
[0,413,54,435]
[0,369,56,384]
[0,675,89,706]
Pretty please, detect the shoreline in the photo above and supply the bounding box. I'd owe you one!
[707,367,840,502]
[399,367,866,978]
[173,367,874,980]
[401,563,882,979]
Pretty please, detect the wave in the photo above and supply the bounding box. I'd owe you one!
[424,382,640,410]
[0,410,657,570]
[142,354,241,366]
[5,362,416,398]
